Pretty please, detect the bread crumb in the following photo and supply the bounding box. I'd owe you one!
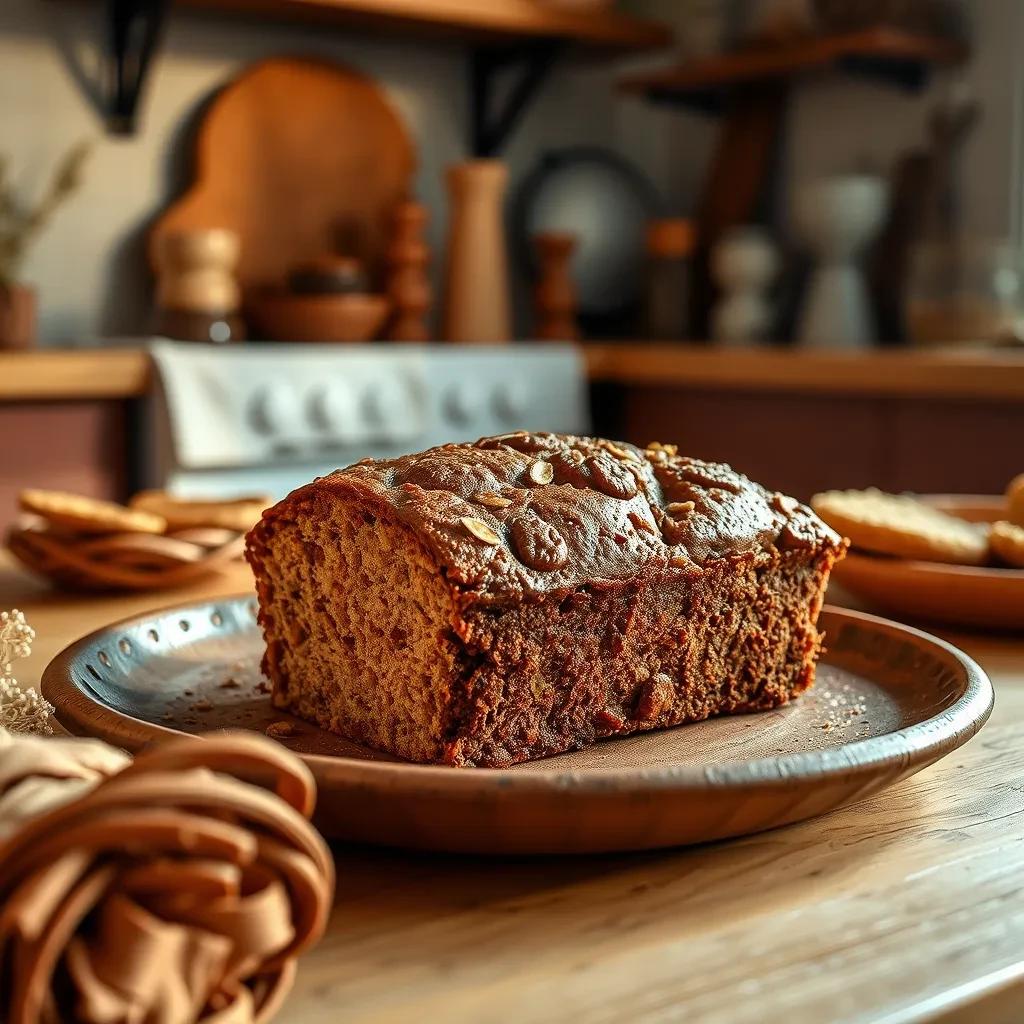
[266,720,296,739]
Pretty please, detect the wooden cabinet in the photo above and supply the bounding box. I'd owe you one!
[605,386,1023,500]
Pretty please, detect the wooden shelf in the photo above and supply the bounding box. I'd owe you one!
[0,349,151,402]
[584,344,1024,400]
[158,0,673,51]
[619,27,966,112]
[3,344,1024,403]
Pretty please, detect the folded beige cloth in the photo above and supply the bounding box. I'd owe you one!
[0,730,334,1024]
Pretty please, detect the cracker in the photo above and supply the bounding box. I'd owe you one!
[130,491,270,533]
[991,520,1024,568]
[19,489,166,536]
[1005,473,1024,529]
[810,488,989,566]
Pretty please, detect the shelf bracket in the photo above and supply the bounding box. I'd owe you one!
[469,42,563,158]
[106,0,170,135]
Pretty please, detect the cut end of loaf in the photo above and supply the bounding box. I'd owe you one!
[248,496,461,763]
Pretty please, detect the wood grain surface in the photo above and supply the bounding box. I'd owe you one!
[2,555,1023,1023]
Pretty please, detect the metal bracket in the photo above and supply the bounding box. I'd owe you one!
[106,0,170,135]
[469,43,562,157]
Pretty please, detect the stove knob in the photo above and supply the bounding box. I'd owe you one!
[444,382,481,425]
[248,382,300,437]
[308,383,354,435]
[492,379,528,423]
[362,380,408,440]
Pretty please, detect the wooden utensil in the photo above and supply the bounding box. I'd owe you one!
[151,57,416,305]
[42,600,992,854]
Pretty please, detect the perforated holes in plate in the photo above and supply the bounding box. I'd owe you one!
[179,620,190,633]
[86,663,102,682]
[210,611,223,628]
[97,651,111,668]
[148,629,159,643]
[119,638,132,656]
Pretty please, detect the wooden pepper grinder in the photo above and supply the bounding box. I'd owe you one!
[386,201,433,342]
[532,232,579,341]
[153,228,245,343]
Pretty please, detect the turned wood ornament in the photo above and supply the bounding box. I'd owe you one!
[442,160,511,344]
[386,201,433,342]
[532,231,580,341]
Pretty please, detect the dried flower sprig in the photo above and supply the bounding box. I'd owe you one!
[0,609,51,735]
[0,141,93,288]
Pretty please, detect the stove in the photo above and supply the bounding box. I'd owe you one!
[144,340,589,499]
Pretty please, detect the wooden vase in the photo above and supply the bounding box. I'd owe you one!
[0,284,37,349]
[442,160,511,344]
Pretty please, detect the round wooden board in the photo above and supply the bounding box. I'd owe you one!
[150,57,416,294]
[42,599,992,855]
[830,495,1024,631]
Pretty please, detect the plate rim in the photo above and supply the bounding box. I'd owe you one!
[42,597,994,794]
[838,550,1024,581]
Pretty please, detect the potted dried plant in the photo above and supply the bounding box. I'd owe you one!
[0,141,92,349]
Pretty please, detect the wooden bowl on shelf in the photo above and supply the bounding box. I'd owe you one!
[247,291,391,342]
[6,517,246,592]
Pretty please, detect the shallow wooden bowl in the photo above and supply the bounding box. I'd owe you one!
[247,291,391,342]
[7,518,245,591]
[42,599,992,854]
[831,495,1024,631]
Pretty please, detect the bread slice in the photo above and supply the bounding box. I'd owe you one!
[246,433,846,767]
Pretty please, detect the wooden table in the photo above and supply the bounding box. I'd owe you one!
[2,554,1023,1023]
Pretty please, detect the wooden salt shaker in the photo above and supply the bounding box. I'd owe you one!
[386,201,432,342]
[532,231,579,341]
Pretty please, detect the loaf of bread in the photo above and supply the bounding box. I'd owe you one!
[246,433,846,767]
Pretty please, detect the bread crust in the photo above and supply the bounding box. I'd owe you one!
[247,433,847,766]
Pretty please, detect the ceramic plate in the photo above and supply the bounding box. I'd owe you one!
[831,495,1024,631]
[42,598,992,854]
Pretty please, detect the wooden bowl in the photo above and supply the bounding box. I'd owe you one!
[6,517,246,591]
[247,291,390,342]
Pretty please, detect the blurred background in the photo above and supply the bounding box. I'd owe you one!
[1,0,1022,530]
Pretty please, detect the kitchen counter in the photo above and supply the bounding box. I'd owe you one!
[2,552,1023,1024]
[3,343,1024,401]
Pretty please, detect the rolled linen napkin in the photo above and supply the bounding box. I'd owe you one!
[0,730,334,1024]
